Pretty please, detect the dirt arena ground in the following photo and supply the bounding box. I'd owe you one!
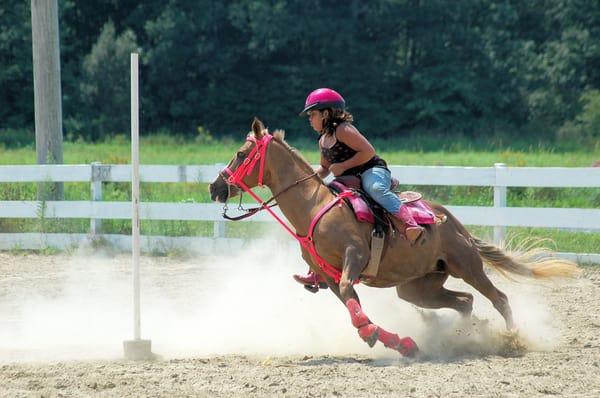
[0,247,599,397]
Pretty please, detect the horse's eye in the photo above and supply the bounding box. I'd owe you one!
[236,151,246,159]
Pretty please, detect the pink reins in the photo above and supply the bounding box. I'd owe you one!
[220,133,353,283]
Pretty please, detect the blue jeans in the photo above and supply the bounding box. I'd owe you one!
[360,167,403,214]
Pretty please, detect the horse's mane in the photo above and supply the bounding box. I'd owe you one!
[271,129,316,176]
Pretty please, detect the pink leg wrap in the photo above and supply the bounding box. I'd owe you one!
[345,299,371,328]
[346,299,379,346]
[357,324,379,347]
[397,337,419,357]
[378,328,419,357]
[345,299,419,356]
[377,328,401,348]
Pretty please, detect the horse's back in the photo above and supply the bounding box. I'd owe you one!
[314,198,467,287]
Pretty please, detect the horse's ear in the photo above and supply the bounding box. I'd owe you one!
[252,117,265,138]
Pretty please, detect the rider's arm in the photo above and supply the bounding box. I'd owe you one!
[330,123,376,175]
[317,154,331,179]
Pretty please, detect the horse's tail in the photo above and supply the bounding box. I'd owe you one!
[438,205,580,280]
[470,236,580,279]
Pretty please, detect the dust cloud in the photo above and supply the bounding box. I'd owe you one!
[0,241,561,362]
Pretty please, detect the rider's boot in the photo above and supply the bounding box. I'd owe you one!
[393,205,424,244]
[293,270,328,292]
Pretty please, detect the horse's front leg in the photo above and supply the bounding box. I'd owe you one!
[340,245,419,357]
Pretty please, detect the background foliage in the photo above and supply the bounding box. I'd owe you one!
[1,0,599,147]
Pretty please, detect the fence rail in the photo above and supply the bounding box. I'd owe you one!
[0,163,598,262]
[2,163,598,186]
[0,201,599,229]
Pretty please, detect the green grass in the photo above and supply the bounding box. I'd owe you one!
[1,133,599,166]
[1,135,598,254]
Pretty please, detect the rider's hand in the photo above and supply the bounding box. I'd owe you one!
[328,163,345,177]
[316,165,330,179]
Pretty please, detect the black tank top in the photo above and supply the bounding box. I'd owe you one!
[320,134,388,177]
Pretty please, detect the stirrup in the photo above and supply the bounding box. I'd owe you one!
[302,282,329,293]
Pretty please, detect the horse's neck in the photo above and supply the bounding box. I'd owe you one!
[274,182,331,236]
[267,159,331,236]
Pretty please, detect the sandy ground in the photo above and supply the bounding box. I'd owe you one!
[0,246,599,397]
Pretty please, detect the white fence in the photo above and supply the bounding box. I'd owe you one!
[0,163,598,263]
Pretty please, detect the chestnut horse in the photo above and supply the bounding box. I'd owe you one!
[208,118,579,357]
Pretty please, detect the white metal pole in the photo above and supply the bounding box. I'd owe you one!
[123,53,151,360]
[131,53,141,340]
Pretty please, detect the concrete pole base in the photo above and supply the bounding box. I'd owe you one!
[123,339,153,360]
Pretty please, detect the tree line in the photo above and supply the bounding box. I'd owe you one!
[1,0,599,146]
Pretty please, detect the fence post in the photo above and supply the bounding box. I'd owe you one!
[213,163,227,238]
[493,162,507,247]
[90,161,109,235]
[214,219,226,239]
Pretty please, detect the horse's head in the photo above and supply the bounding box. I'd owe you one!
[209,118,272,203]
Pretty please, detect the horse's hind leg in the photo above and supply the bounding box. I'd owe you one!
[396,270,473,318]
[447,256,515,330]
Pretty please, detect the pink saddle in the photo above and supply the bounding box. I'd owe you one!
[329,176,437,225]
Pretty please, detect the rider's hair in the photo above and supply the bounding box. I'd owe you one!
[321,108,354,136]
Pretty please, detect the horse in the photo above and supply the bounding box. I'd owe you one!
[208,118,580,357]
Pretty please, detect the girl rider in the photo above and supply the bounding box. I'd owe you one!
[293,88,424,288]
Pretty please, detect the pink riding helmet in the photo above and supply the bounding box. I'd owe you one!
[299,88,345,116]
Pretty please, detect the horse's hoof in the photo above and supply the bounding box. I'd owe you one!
[397,337,419,357]
[358,324,379,348]
[499,329,527,357]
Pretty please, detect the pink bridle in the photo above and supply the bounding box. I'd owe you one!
[221,133,273,189]
[219,133,355,284]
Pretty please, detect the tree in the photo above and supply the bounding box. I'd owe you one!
[78,20,139,139]
[3,0,599,144]
[0,2,33,131]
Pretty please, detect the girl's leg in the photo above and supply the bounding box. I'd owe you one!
[360,167,402,212]
[361,167,424,243]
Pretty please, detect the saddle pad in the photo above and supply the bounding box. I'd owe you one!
[406,199,437,224]
[328,181,439,226]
